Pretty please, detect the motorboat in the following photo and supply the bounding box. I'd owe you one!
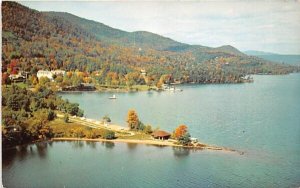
[109,94,117,99]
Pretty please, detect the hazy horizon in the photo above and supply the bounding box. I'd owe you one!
[18,1,300,55]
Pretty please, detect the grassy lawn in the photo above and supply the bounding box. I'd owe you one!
[48,118,87,132]
[131,85,150,91]
[48,118,107,138]
[118,132,152,140]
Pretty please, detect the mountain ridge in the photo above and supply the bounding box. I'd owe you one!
[44,10,244,56]
[2,1,298,87]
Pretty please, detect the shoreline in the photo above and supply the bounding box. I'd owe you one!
[57,79,257,93]
[51,137,243,155]
[53,115,243,155]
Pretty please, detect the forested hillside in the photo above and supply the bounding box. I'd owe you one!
[2,1,299,87]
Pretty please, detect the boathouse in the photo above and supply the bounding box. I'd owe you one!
[152,130,171,140]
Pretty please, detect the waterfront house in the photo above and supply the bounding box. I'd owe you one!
[9,73,26,82]
[152,130,171,140]
[37,70,66,80]
[37,70,53,80]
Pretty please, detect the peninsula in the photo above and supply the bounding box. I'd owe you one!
[50,112,241,154]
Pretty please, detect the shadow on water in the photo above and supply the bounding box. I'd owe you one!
[35,142,48,158]
[148,144,168,149]
[147,91,154,97]
[48,141,53,147]
[172,147,190,158]
[16,145,29,160]
[2,147,18,169]
[102,141,115,149]
[3,142,52,168]
[86,141,97,149]
[127,143,138,151]
[72,141,84,149]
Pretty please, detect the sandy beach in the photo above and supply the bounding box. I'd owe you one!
[52,137,176,146]
[51,137,241,154]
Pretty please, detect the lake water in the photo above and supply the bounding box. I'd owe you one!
[3,74,300,187]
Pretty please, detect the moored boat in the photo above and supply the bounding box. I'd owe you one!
[109,94,117,99]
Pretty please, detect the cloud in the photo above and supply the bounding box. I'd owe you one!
[19,1,300,54]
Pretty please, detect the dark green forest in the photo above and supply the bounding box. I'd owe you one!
[2,85,84,147]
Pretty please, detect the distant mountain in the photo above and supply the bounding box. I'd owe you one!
[244,51,300,65]
[244,50,276,56]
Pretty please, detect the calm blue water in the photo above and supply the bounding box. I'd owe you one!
[3,74,300,187]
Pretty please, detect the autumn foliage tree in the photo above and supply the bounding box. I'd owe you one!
[174,124,191,145]
[127,109,139,130]
[2,73,11,86]
[174,125,188,139]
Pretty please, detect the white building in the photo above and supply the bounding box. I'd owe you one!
[37,70,54,80]
[52,70,66,75]
[37,70,66,80]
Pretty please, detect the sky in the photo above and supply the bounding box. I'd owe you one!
[18,1,300,54]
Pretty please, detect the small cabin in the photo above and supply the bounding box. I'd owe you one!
[151,130,171,140]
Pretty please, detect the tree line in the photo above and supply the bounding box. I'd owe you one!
[2,85,84,147]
